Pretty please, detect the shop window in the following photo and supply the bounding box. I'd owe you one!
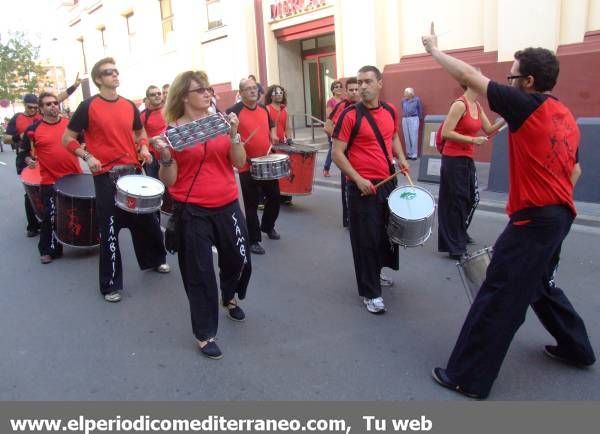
[159,0,174,44]
[206,0,224,30]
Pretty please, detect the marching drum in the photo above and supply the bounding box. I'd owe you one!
[387,185,436,247]
[457,247,493,303]
[109,164,137,184]
[273,144,317,195]
[54,174,99,248]
[21,165,44,221]
[115,175,164,214]
[250,154,290,180]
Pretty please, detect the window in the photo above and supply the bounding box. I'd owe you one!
[206,0,224,30]
[159,0,174,44]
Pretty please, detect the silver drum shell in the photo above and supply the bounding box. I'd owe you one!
[115,175,164,214]
[386,185,436,247]
[250,154,290,180]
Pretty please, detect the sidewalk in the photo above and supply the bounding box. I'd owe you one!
[311,149,600,227]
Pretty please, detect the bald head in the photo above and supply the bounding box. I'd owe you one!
[239,78,259,106]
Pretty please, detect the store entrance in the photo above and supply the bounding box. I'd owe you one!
[300,34,336,125]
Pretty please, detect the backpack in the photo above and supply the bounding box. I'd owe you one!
[435,96,468,154]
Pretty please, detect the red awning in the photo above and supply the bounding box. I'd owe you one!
[273,16,334,42]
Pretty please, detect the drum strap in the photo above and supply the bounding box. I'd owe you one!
[351,102,396,176]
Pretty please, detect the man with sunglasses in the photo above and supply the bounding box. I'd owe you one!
[422,25,595,399]
[62,57,169,303]
[140,85,167,179]
[226,77,279,255]
[7,76,82,238]
[20,92,83,264]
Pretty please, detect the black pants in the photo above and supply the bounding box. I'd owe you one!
[438,156,478,255]
[143,158,160,180]
[93,173,166,295]
[178,201,252,341]
[445,205,596,397]
[25,193,40,232]
[38,185,63,257]
[347,180,399,299]
[238,171,280,243]
[341,174,349,227]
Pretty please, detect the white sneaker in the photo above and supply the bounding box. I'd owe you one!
[380,272,394,287]
[104,291,122,303]
[363,297,386,314]
[155,263,171,273]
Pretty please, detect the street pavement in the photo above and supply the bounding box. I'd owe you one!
[1,146,599,400]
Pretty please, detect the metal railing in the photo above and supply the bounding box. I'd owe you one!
[290,113,327,143]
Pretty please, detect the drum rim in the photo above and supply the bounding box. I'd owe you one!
[388,185,436,217]
[54,174,96,198]
[250,153,290,162]
[116,174,165,196]
[115,201,162,214]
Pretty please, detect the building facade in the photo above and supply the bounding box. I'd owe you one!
[52,0,600,127]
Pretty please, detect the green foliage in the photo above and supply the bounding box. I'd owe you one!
[0,32,46,102]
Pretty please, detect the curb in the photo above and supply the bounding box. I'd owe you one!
[313,179,600,228]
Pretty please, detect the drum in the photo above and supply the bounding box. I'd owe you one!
[250,154,290,180]
[457,247,493,303]
[109,164,137,184]
[273,144,317,195]
[21,165,44,221]
[115,175,164,214]
[54,174,99,248]
[161,189,175,215]
[387,185,436,247]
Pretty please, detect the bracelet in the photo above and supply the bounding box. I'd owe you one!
[66,84,77,96]
[159,157,174,167]
[81,151,91,162]
[138,137,149,148]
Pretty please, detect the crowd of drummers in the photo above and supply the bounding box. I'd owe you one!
[2,24,595,399]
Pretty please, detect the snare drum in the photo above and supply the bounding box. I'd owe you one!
[55,174,99,248]
[115,175,164,214]
[21,165,44,221]
[250,154,290,180]
[457,247,493,303]
[109,164,137,184]
[387,185,436,247]
[273,144,317,195]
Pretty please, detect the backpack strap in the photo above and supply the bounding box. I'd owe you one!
[355,102,395,176]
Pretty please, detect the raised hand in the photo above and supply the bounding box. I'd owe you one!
[422,21,438,53]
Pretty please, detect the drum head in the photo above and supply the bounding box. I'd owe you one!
[20,166,41,185]
[251,153,289,163]
[116,175,164,196]
[388,186,435,220]
[55,174,96,198]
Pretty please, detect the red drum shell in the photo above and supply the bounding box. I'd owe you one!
[21,166,44,221]
[274,144,317,196]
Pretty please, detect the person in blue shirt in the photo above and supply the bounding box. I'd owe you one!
[401,87,422,159]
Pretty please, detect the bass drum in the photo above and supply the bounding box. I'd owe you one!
[273,144,317,196]
[21,165,44,221]
[54,174,99,248]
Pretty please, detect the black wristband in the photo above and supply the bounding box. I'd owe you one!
[66,85,77,96]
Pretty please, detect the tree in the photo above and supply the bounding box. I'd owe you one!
[0,32,46,103]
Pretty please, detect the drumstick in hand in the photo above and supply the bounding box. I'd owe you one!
[242,128,259,146]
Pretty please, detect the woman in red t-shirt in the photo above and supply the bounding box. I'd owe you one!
[265,85,291,144]
[438,85,505,259]
[152,71,251,360]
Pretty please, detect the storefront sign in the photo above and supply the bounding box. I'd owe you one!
[270,0,328,21]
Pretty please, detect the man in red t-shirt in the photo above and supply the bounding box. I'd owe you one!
[140,85,167,180]
[226,78,278,255]
[21,92,83,264]
[325,77,359,228]
[423,26,595,399]
[332,66,410,315]
[62,57,169,303]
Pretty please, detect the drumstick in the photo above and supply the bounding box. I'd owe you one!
[360,170,403,196]
[242,128,259,145]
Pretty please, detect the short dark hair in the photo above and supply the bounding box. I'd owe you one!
[514,47,559,92]
[146,85,159,97]
[264,85,287,106]
[38,92,57,105]
[330,80,342,93]
[91,57,116,88]
[358,65,382,81]
[345,77,358,88]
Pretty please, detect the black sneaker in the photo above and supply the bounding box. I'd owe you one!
[200,340,223,360]
[225,302,245,322]
[544,345,594,367]
[250,242,265,255]
[265,229,280,240]
[431,367,487,399]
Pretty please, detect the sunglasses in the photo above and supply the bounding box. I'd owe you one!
[333,85,343,89]
[25,105,38,110]
[272,91,284,96]
[100,68,119,77]
[43,101,59,107]
[188,87,211,94]
[147,92,162,97]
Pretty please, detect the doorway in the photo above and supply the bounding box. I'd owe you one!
[300,34,336,125]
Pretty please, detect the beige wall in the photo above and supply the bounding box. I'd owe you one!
[276,40,305,115]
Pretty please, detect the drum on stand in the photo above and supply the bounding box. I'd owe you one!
[273,144,317,195]
[250,154,290,180]
[457,247,493,303]
[387,185,436,247]
[20,165,44,221]
[54,174,99,248]
[115,175,164,214]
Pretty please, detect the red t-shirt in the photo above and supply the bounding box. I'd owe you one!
[442,98,482,159]
[267,104,287,142]
[68,95,143,175]
[329,99,354,126]
[140,108,167,158]
[488,81,578,216]
[226,102,274,173]
[7,112,42,137]
[333,103,399,180]
[169,133,238,208]
[24,118,82,184]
